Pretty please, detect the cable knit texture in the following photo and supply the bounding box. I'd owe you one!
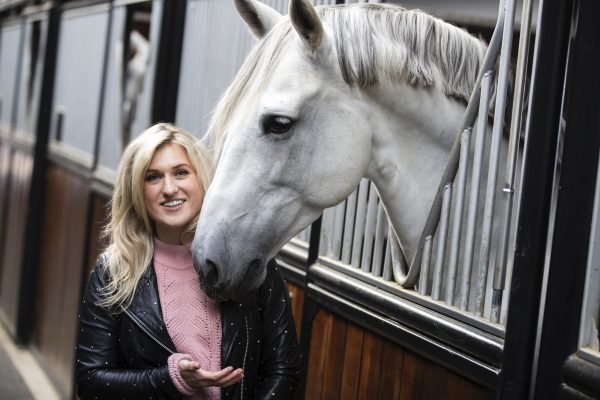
[154,238,222,400]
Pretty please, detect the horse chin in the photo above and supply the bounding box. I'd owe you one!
[201,259,268,302]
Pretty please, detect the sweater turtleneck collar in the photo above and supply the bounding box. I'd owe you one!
[153,237,194,270]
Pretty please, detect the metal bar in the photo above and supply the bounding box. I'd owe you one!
[341,189,358,264]
[332,201,346,259]
[445,129,472,305]
[475,0,517,314]
[319,207,335,256]
[361,182,379,272]
[351,179,369,268]
[487,0,517,323]
[462,71,493,313]
[371,202,387,277]
[382,232,392,281]
[418,235,433,295]
[492,0,535,324]
[432,183,452,301]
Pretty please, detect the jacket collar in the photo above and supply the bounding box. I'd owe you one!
[126,263,177,353]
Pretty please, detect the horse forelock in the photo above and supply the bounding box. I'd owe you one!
[207,3,487,157]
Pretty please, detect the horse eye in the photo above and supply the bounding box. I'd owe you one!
[262,115,294,135]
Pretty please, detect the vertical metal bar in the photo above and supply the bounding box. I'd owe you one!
[361,182,379,272]
[445,129,472,305]
[460,72,493,312]
[371,202,387,277]
[476,0,517,314]
[331,201,346,259]
[493,0,535,323]
[418,235,433,295]
[432,183,452,301]
[487,0,517,322]
[382,231,392,281]
[341,189,358,264]
[351,179,369,268]
[319,207,335,256]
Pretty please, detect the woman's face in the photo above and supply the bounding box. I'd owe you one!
[143,143,204,244]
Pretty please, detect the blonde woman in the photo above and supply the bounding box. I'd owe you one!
[76,123,300,399]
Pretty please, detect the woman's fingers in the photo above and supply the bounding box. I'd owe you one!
[178,359,201,371]
[178,362,244,388]
[217,368,244,387]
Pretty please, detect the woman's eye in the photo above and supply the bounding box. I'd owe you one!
[262,115,294,135]
[145,174,160,182]
[176,169,189,177]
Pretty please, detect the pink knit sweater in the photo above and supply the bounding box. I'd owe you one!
[153,239,222,400]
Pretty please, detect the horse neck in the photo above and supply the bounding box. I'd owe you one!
[364,83,468,262]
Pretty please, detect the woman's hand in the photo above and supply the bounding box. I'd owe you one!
[178,359,244,389]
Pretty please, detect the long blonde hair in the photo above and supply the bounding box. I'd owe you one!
[99,122,213,310]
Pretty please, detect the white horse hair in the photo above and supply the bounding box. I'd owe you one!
[192,0,490,301]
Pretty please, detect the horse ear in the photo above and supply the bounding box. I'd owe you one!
[234,0,283,39]
[289,0,323,52]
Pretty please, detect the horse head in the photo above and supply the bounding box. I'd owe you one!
[192,0,373,300]
[192,0,483,300]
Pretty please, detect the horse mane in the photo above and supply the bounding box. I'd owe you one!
[319,4,487,100]
[204,3,487,156]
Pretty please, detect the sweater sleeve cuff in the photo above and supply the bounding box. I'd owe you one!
[168,353,196,395]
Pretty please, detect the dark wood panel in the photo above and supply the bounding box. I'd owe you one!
[85,195,109,275]
[447,370,489,399]
[358,331,383,399]
[399,351,425,399]
[340,323,364,400]
[321,315,347,399]
[305,310,332,399]
[287,281,304,338]
[305,308,493,400]
[33,164,90,398]
[0,143,12,288]
[377,339,405,400]
[0,150,33,332]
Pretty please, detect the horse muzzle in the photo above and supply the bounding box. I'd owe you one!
[192,246,267,301]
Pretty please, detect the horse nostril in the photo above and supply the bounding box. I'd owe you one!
[204,259,219,286]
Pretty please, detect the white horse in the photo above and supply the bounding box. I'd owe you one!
[192,0,489,301]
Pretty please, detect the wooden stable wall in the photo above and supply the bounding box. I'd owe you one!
[304,307,492,400]
[33,162,91,397]
[0,146,33,334]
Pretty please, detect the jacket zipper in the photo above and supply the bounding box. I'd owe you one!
[123,309,175,354]
[240,316,249,400]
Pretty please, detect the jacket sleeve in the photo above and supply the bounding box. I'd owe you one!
[254,260,301,399]
[75,257,182,400]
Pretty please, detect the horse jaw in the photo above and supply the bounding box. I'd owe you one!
[365,83,467,262]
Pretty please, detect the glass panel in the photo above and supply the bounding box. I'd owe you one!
[51,6,109,154]
[579,156,600,355]
[0,22,24,131]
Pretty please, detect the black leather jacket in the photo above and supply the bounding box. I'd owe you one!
[76,256,300,400]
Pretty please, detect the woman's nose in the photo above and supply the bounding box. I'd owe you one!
[162,176,179,196]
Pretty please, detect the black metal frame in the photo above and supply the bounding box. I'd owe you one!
[529,0,600,397]
[151,0,186,123]
[498,0,600,398]
[15,0,60,344]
